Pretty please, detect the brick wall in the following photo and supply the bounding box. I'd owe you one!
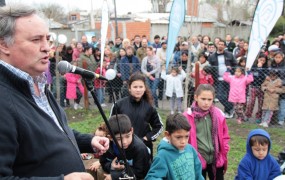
[95,21,151,40]
[201,22,213,28]
[187,0,199,17]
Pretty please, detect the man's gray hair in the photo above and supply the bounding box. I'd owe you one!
[0,4,39,46]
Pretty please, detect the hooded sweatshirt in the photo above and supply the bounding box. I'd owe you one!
[235,129,280,180]
[145,139,204,180]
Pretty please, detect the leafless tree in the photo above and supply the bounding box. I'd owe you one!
[151,0,171,13]
[37,3,67,24]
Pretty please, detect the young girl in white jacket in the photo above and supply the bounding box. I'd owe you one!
[161,66,186,114]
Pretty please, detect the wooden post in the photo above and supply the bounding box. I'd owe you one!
[82,61,89,109]
[183,50,192,110]
[194,62,200,90]
[55,48,62,102]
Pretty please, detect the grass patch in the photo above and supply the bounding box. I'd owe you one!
[67,108,285,179]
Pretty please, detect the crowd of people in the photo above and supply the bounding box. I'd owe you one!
[47,23,285,128]
[1,3,285,180]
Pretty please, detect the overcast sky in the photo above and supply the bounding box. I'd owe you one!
[6,0,153,15]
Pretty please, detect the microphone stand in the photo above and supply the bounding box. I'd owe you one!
[83,77,135,180]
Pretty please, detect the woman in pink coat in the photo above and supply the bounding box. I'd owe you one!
[223,67,253,124]
[65,61,84,110]
[183,84,230,180]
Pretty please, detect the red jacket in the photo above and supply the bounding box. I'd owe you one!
[94,67,106,88]
[191,71,214,86]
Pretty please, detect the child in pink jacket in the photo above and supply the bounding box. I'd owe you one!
[183,84,230,180]
[223,67,253,124]
[65,61,84,110]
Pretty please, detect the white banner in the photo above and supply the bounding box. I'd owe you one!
[100,0,109,74]
[246,0,283,69]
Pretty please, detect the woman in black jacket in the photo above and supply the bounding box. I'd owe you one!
[110,73,163,159]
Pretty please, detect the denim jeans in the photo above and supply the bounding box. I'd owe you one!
[96,88,104,104]
[261,110,273,124]
[170,93,182,112]
[278,99,285,123]
[146,78,160,107]
[215,80,233,114]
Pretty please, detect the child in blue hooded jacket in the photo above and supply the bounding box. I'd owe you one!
[145,114,204,180]
[235,129,280,180]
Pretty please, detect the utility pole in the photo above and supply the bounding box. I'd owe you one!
[113,0,118,37]
[90,0,95,29]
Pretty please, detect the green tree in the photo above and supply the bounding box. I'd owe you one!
[270,16,285,37]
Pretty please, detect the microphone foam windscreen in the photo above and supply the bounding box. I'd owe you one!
[57,61,71,74]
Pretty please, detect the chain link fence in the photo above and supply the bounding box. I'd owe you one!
[49,61,285,127]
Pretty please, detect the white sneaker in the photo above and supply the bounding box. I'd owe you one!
[178,111,182,114]
[171,111,174,115]
[78,104,83,109]
[225,112,234,119]
[262,122,269,128]
[278,121,284,126]
[259,122,268,128]
[101,103,107,107]
[259,122,264,126]
[74,103,78,110]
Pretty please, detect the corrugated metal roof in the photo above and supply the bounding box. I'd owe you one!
[133,13,218,24]
[47,19,66,29]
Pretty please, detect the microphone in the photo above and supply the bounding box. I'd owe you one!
[57,61,108,80]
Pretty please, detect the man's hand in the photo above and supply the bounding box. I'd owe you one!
[91,136,109,155]
[64,172,94,180]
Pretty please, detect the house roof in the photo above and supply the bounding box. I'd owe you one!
[133,12,217,24]
[47,19,66,29]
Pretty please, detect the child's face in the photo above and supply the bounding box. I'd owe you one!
[258,57,266,65]
[235,68,243,77]
[199,56,206,64]
[171,70,178,76]
[251,143,268,160]
[194,90,214,111]
[114,129,133,149]
[274,54,284,64]
[165,129,189,151]
[95,129,106,137]
[239,61,246,67]
[270,74,277,80]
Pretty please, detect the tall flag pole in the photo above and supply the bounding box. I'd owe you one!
[246,0,283,69]
[100,0,109,74]
[165,0,185,71]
